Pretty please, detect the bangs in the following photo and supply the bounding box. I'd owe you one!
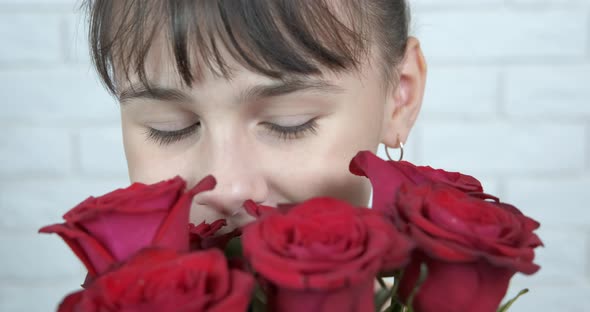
[83,0,375,96]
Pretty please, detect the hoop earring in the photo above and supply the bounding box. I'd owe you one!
[385,141,404,162]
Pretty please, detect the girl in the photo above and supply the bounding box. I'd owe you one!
[83,0,427,233]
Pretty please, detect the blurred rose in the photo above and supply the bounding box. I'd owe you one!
[40,175,216,277]
[189,219,241,251]
[58,248,254,312]
[395,183,542,312]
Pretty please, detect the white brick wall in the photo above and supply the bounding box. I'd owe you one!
[505,65,590,117]
[0,1,588,311]
[0,3,127,311]
[408,1,590,310]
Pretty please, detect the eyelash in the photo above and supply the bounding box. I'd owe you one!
[145,119,319,146]
[145,122,201,146]
[261,118,319,141]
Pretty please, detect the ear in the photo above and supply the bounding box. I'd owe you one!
[381,37,427,148]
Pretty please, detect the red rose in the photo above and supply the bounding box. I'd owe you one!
[57,248,255,312]
[189,219,241,251]
[39,175,216,277]
[243,200,276,218]
[242,197,413,312]
[395,183,542,312]
[349,151,483,215]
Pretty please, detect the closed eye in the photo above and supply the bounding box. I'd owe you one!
[144,118,319,146]
[260,118,319,141]
[145,122,201,146]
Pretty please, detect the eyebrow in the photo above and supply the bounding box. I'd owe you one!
[118,78,343,105]
[119,85,191,104]
[239,78,344,101]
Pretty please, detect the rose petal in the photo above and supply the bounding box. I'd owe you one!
[81,212,168,261]
[39,223,115,276]
[154,176,216,250]
[401,258,514,312]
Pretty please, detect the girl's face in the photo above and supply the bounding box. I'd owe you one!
[117,36,425,232]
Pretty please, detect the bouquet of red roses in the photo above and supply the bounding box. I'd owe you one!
[40,151,542,312]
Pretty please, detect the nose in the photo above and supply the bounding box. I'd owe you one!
[195,174,268,217]
[192,138,269,218]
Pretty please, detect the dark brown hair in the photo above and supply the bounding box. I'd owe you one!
[81,0,410,96]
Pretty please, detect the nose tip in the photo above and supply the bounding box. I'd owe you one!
[193,176,268,217]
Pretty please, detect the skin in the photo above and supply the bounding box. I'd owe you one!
[116,32,427,233]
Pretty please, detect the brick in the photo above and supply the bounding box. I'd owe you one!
[66,13,90,63]
[476,176,501,196]
[513,228,587,284]
[0,0,77,3]
[504,177,590,226]
[507,0,590,5]
[0,178,129,231]
[0,68,118,123]
[0,280,83,312]
[412,0,503,7]
[0,13,62,62]
[420,122,586,174]
[505,65,590,117]
[416,10,588,62]
[0,127,71,176]
[505,283,590,311]
[0,233,86,280]
[421,66,499,116]
[79,127,129,177]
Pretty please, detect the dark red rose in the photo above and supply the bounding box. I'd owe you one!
[395,183,542,312]
[349,151,483,216]
[242,197,413,312]
[57,248,255,312]
[243,200,276,218]
[189,219,241,251]
[39,175,216,277]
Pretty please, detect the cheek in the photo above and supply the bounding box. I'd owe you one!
[264,116,381,207]
[307,96,383,206]
[269,149,373,207]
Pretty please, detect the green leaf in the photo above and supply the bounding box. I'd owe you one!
[390,271,404,307]
[379,271,409,312]
[249,283,267,312]
[497,288,529,312]
[406,263,428,312]
[224,237,243,259]
[249,281,267,305]
[251,297,266,312]
[390,300,406,312]
[375,287,393,312]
